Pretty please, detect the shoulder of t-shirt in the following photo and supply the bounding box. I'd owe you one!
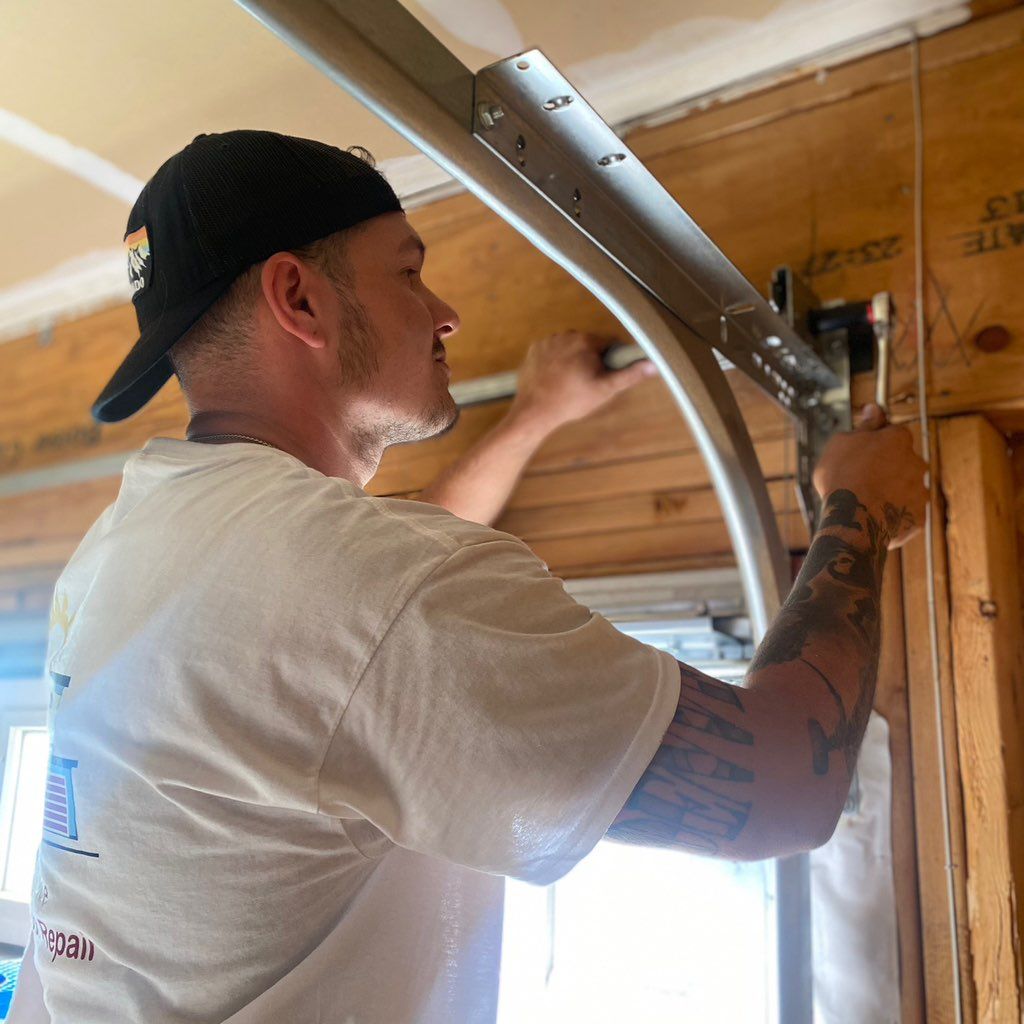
[262,455,535,572]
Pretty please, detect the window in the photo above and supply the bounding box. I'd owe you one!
[0,716,48,946]
[497,570,900,1023]
[497,648,777,1023]
[498,842,777,1023]
[0,726,48,900]
[498,570,777,1021]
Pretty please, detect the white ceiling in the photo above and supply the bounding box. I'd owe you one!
[0,0,968,341]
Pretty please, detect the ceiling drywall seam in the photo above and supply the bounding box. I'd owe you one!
[627,10,971,133]
[577,0,971,129]
[0,151,460,346]
[0,251,130,346]
[0,109,143,203]
[0,111,144,342]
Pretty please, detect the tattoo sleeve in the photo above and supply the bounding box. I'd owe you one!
[609,489,906,857]
[748,489,898,777]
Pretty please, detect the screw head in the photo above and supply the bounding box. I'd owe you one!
[476,103,504,130]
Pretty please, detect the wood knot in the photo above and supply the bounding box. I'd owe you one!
[654,492,688,518]
[973,325,1012,354]
[978,599,998,620]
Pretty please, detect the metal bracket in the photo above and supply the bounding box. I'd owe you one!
[771,263,852,531]
[795,330,851,532]
[771,266,896,533]
[473,51,840,416]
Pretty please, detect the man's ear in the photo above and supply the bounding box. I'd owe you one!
[260,252,330,350]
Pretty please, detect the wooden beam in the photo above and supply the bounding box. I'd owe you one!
[940,414,1024,1022]
[370,375,788,496]
[970,0,1023,19]
[874,552,926,1024]
[496,436,793,511]
[526,510,807,579]
[495,478,804,545]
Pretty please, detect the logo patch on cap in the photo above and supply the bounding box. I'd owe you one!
[125,226,151,295]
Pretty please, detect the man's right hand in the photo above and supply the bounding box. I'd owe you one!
[812,403,928,548]
[608,403,930,861]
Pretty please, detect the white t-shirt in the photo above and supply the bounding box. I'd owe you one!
[11,437,680,1024]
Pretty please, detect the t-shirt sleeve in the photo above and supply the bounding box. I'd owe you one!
[317,535,681,884]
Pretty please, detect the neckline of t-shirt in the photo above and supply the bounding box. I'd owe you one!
[141,436,313,474]
[137,438,377,498]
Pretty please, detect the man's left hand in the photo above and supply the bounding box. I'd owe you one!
[509,331,658,435]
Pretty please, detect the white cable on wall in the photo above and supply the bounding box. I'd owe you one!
[910,31,964,1023]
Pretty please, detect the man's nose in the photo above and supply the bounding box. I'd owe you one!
[431,291,461,338]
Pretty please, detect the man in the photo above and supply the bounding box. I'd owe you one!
[11,131,926,1023]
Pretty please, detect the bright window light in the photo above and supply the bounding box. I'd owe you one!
[498,841,775,1023]
[497,624,776,1024]
[0,726,49,901]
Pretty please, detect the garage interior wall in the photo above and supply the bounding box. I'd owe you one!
[2,6,1024,1021]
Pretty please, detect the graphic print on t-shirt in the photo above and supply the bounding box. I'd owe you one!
[43,757,80,843]
[42,752,98,859]
[44,590,99,858]
[49,671,70,715]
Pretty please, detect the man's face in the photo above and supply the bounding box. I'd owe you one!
[328,211,461,448]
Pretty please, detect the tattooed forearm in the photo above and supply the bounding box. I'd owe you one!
[749,488,902,778]
[611,489,905,859]
[802,659,875,776]
[609,668,755,854]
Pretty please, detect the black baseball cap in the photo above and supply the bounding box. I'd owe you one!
[91,130,403,423]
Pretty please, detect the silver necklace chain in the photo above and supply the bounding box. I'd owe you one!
[187,432,277,449]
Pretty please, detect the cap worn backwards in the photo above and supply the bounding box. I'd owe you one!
[91,130,403,424]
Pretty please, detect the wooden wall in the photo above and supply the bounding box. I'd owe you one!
[5,9,1024,597]
[942,418,1024,1022]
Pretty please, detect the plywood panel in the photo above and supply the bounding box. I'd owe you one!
[0,476,117,549]
[630,9,1024,422]
[505,436,792,510]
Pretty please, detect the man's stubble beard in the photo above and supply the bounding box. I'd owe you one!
[337,287,460,453]
[378,391,460,450]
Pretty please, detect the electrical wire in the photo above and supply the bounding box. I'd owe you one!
[910,32,964,1023]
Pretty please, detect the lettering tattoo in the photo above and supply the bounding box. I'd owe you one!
[609,668,755,854]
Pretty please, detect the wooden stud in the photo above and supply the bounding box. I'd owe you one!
[874,552,926,1023]
[940,414,1024,1022]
